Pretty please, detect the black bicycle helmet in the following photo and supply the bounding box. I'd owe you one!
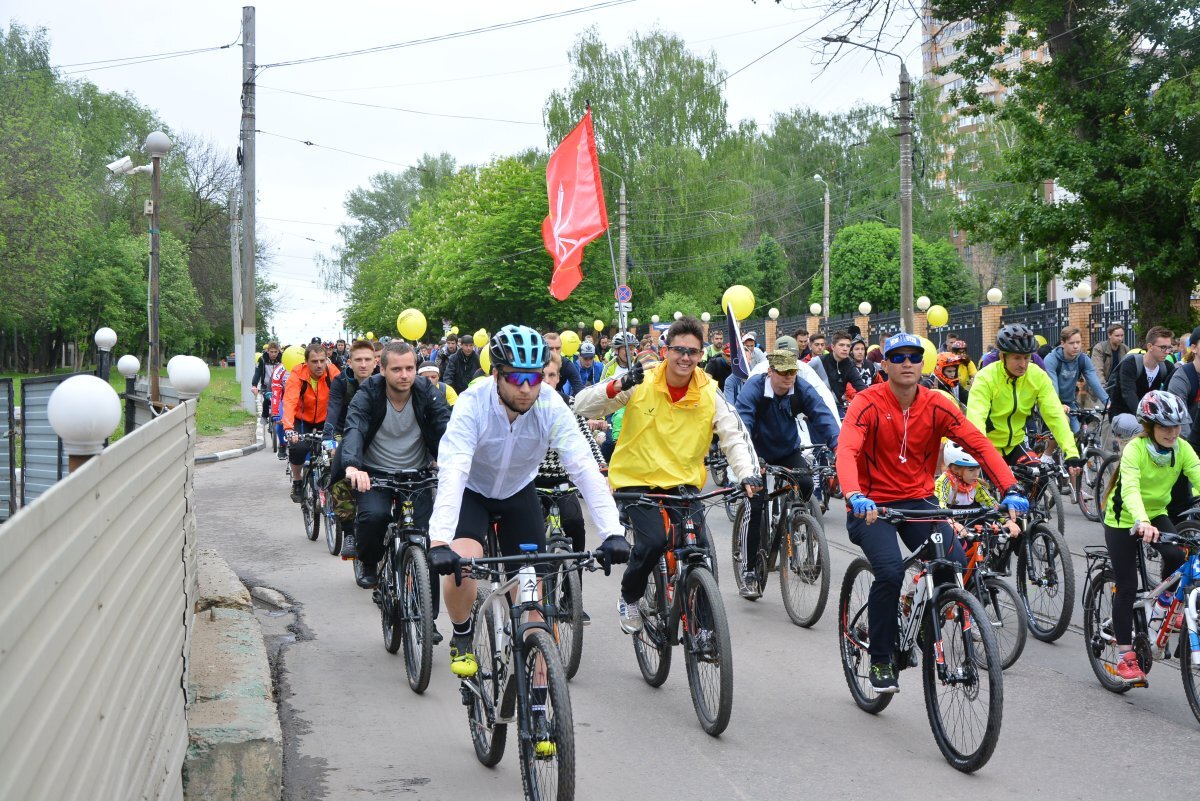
[489,324,548,370]
[995,323,1038,354]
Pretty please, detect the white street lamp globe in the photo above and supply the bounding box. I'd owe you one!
[916,296,931,312]
[813,174,822,183]
[651,315,660,324]
[700,312,711,323]
[1072,283,1092,301]
[768,308,780,320]
[168,355,210,400]
[144,130,172,158]
[117,355,140,379]
[577,321,584,329]
[986,287,1003,304]
[94,327,117,351]
[859,301,873,316]
[809,303,822,316]
[630,318,638,326]
[673,311,683,321]
[48,374,121,456]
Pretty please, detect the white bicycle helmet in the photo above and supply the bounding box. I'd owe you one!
[943,441,979,468]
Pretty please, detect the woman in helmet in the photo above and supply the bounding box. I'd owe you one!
[1101,390,1200,686]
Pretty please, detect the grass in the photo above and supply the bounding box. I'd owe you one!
[0,366,255,456]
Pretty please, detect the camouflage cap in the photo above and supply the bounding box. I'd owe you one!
[767,349,799,371]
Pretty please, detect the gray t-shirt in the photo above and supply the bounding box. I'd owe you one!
[364,397,430,473]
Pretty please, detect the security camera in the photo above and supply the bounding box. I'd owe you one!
[106,156,134,175]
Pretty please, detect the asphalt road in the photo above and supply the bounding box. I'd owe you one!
[195,448,1200,800]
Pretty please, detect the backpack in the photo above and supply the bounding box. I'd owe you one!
[1182,362,1200,447]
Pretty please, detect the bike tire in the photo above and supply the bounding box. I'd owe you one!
[1180,590,1200,725]
[632,568,672,687]
[730,501,752,598]
[1016,523,1075,642]
[778,510,830,627]
[682,568,734,736]
[1094,452,1120,521]
[401,546,434,694]
[1038,483,1065,536]
[380,545,403,655]
[469,590,509,767]
[302,472,320,541]
[548,554,584,681]
[837,558,893,714]
[1076,447,1104,522]
[979,577,1027,670]
[1081,569,1132,694]
[323,487,342,555]
[922,587,1004,773]
[518,629,576,801]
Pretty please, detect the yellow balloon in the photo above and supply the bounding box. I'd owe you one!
[593,319,604,332]
[254,352,261,365]
[450,326,459,336]
[926,304,949,328]
[396,308,427,340]
[479,347,491,373]
[1035,334,1047,348]
[560,330,581,357]
[366,331,375,340]
[281,344,306,371]
[917,336,938,374]
[721,284,755,320]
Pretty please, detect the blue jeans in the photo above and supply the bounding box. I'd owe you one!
[845,497,967,663]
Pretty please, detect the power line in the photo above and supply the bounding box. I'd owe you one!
[258,85,541,126]
[256,129,413,168]
[258,1,636,70]
[259,216,343,227]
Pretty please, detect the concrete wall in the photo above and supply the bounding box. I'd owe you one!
[0,401,198,801]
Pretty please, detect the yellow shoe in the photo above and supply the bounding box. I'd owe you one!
[532,710,556,758]
[534,739,557,758]
[449,636,477,678]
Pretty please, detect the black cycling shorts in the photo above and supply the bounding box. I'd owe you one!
[453,482,547,571]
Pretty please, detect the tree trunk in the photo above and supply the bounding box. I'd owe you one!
[1133,272,1192,339]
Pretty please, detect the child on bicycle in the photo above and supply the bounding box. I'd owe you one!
[934,442,1021,540]
[1102,390,1200,685]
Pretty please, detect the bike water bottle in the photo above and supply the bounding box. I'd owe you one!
[518,544,539,604]
[1148,591,1171,633]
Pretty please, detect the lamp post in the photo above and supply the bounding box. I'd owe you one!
[809,303,823,317]
[94,327,117,382]
[144,131,172,407]
[813,174,831,329]
[859,301,872,316]
[1072,283,1092,302]
[700,312,711,323]
[117,355,140,434]
[47,375,122,472]
[650,315,660,324]
[916,296,931,313]
[673,311,683,321]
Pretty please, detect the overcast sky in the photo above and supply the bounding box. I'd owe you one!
[7,0,922,345]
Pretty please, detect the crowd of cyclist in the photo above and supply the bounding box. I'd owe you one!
[248,313,1200,696]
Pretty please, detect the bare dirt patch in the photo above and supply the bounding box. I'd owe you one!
[197,419,259,455]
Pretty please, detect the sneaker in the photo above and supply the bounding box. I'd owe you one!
[869,662,900,694]
[739,572,762,600]
[617,596,643,634]
[276,448,288,461]
[531,708,556,759]
[449,633,477,678]
[1115,651,1147,686]
[339,532,358,560]
[290,481,303,503]
[432,624,443,646]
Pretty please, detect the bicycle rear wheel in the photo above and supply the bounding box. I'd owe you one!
[632,569,671,687]
[979,577,1027,670]
[837,559,893,714]
[547,554,584,681]
[1017,523,1075,642]
[682,568,733,736]
[401,546,434,694]
[1180,587,1200,725]
[1094,453,1120,520]
[518,630,575,801]
[1037,484,1065,535]
[380,545,403,654]
[469,591,509,767]
[779,510,830,627]
[1076,448,1104,522]
[302,472,320,541]
[922,587,1004,773]
[730,501,755,598]
[1081,569,1132,694]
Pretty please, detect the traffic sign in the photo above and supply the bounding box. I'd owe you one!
[614,302,633,313]
[615,284,633,303]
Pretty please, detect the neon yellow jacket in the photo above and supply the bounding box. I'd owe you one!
[965,361,1078,458]
[1104,438,1200,527]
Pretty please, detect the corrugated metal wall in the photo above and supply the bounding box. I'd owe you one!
[0,400,198,801]
[0,378,13,522]
[19,374,78,505]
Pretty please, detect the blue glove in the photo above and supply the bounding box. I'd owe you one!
[1001,488,1030,515]
[322,439,337,452]
[848,492,876,516]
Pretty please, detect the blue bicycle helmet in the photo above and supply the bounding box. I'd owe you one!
[489,325,548,370]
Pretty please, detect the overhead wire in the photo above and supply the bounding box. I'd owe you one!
[258,85,541,126]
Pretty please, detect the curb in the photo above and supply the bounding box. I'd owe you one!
[195,421,267,464]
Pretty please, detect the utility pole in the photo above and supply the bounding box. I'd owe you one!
[617,179,628,288]
[229,188,242,380]
[814,174,831,325]
[239,5,257,412]
[147,138,167,406]
[898,62,914,334]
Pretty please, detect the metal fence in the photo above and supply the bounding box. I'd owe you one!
[0,379,13,522]
[941,304,984,359]
[1089,301,1137,350]
[869,309,903,343]
[1001,300,1070,347]
[826,312,859,337]
[18,374,84,505]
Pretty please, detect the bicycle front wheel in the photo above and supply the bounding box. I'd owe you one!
[837,559,893,714]
[921,587,1004,773]
[1016,523,1075,642]
[779,510,830,627]
[682,568,733,736]
[979,577,1027,670]
[1094,453,1120,520]
[302,472,320,541]
[730,501,753,598]
[518,629,575,801]
[632,569,671,687]
[400,546,434,694]
[469,590,509,767]
[1081,569,1132,694]
[547,555,584,681]
[1181,588,1200,725]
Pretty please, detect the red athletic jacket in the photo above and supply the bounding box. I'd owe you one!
[837,383,1015,504]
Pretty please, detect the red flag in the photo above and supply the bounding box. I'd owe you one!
[543,110,608,300]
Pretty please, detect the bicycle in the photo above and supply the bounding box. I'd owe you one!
[458,545,602,801]
[803,443,839,519]
[731,463,830,626]
[838,505,1005,773]
[293,432,327,542]
[538,484,585,680]
[991,460,1076,642]
[1082,521,1200,724]
[1022,430,1066,536]
[613,486,740,736]
[957,520,1028,670]
[369,471,440,694]
[704,441,738,523]
[1069,408,1109,522]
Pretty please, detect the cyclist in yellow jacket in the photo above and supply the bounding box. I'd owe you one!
[965,323,1081,469]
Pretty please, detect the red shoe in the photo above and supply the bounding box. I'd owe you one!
[1115,651,1147,686]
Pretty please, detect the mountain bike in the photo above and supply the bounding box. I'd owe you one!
[705,441,738,522]
[838,505,1005,773]
[295,432,327,542]
[1023,430,1066,535]
[957,520,1027,669]
[993,460,1076,642]
[731,463,830,626]
[538,484,584,680]
[458,546,601,801]
[803,443,839,518]
[1082,521,1200,724]
[1069,408,1108,522]
[613,486,741,736]
[370,471,440,694]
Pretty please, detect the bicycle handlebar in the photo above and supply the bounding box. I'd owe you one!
[876,505,1001,524]
[368,471,439,492]
[612,486,741,504]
